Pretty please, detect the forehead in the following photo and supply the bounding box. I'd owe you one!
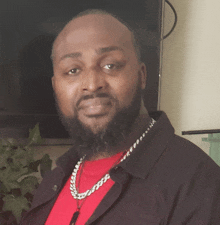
[53,14,135,61]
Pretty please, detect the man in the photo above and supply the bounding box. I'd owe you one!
[21,9,220,225]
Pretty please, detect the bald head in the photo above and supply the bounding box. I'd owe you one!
[51,10,141,62]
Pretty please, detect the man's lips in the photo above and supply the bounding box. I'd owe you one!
[78,97,112,116]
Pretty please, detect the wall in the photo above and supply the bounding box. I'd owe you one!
[35,145,71,169]
[160,0,220,154]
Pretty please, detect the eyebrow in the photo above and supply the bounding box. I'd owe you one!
[60,46,124,61]
[96,46,124,54]
[60,52,82,61]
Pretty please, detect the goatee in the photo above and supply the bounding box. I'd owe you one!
[56,84,142,160]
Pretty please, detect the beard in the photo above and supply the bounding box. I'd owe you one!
[55,81,142,160]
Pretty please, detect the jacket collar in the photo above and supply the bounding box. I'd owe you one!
[56,111,175,181]
[118,111,175,179]
[56,146,79,177]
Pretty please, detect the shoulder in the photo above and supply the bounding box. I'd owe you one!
[151,134,220,198]
[166,135,219,170]
[154,135,220,222]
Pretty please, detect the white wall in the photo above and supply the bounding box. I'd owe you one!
[160,0,220,154]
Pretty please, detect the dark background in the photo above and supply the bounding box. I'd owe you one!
[0,0,162,138]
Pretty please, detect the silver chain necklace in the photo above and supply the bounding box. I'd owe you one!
[70,118,156,200]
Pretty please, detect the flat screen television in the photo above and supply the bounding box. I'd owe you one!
[0,0,163,139]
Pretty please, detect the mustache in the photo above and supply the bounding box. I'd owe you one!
[76,93,115,108]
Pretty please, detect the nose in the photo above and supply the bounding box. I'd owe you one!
[81,68,107,93]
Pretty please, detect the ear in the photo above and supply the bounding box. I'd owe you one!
[139,63,147,90]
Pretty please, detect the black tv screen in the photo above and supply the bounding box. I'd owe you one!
[0,0,162,138]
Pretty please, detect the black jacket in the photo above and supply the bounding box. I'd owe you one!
[20,112,220,224]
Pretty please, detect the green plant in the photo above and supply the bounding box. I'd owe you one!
[0,124,52,224]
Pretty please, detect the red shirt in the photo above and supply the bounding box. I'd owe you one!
[46,152,124,225]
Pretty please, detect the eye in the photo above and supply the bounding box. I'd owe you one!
[103,62,125,71]
[67,68,80,75]
[103,64,116,70]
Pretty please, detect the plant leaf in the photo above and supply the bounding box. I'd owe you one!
[2,138,17,147]
[23,146,35,165]
[19,176,39,196]
[8,167,29,182]
[27,160,41,173]
[2,194,29,223]
[28,123,43,145]
[40,154,52,178]
[0,180,8,194]
[0,167,28,192]
[8,148,27,171]
[0,152,8,169]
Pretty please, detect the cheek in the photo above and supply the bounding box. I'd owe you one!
[53,79,78,116]
[111,75,139,107]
